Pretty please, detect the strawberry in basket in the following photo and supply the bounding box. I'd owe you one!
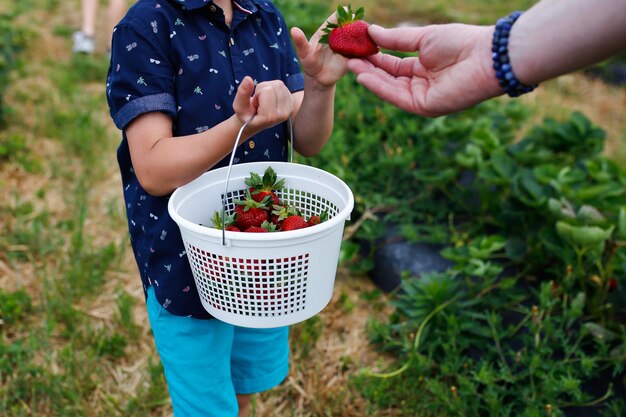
[271,204,301,228]
[245,166,285,206]
[244,221,277,233]
[307,210,329,227]
[233,190,271,230]
[209,211,241,232]
[281,214,309,231]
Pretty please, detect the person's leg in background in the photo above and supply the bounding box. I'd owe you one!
[74,0,128,54]
[73,0,98,54]
[107,0,127,51]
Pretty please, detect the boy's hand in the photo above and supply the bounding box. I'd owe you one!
[232,76,293,134]
[291,12,349,87]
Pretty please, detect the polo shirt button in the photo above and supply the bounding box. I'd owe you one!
[209,5,217,12]
[248,140,255,149]
[230,37,235,46]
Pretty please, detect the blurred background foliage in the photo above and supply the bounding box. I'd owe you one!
[1,1,625,416]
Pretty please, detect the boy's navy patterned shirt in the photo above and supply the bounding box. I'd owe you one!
[106,0,304,318]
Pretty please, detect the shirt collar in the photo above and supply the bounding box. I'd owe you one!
[169,0,273,13]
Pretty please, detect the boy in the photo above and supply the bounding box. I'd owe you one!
[105,0,347,416]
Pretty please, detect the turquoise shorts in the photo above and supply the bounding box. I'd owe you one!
[146,286,289,417]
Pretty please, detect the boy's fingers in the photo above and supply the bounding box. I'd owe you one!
[290,27,310,59]
[233,76,255,111]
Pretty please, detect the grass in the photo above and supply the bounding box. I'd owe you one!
[0,0,624,416]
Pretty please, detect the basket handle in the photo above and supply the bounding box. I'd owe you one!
[221,117,294,245]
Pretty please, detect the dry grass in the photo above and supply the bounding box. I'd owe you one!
[520,74,626,162]
[1,1,624,416]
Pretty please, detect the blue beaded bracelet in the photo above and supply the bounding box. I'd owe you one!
[492,11,537,97]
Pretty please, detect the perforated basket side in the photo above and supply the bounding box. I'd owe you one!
[168,161,354,327]
[179,221,344,328]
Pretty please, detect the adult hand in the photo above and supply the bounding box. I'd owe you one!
[290,12,349,88]
[232,76,294,134]
[347,24,504,117]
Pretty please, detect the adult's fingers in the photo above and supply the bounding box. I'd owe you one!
[368,24,429,53]
[348,53,425,79]
[353,69,430,116]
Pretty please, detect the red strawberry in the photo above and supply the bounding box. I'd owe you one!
[233,190,270,230]
[271,204,301,227]
[307,210,329,227]
[320,5,379,59]
[244,221,277,233]
[210,211,241,232]
[281,215,308,231]
[608,278,618,292]
[245,166,284,207]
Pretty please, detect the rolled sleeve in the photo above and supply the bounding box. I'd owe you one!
[285,72,304,93]
[112,93,177,130]
[276,10,304,93]
[106,18,177,130]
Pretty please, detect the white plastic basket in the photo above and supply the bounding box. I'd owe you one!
[168,161,354,328]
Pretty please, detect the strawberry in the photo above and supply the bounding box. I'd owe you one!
[608,278,618,292]
[307,210,329,226]
[244,226,268,233]
[210,211,241,232]
[244,221,277,233]
[320,5,379,59]
[281,214,309,231]
[245,166,285,207]
[271,204,301,227]
[233,190,270,230]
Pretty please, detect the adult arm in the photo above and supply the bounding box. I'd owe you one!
[510,0,626,85]
[347,0,626,117]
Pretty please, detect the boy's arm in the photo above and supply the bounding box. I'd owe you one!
[126,77,294,196]
[289,19,348,157]
[290,82,336,157]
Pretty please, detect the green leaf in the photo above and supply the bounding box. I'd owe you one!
[412,168,457,184]
[468,235,507,259]
[571,182,624,201]
[583,322,617,342]
[569,292,586,320]
[491,151,516,178]
[441,246,470,263]
[556,221,614,247]
[576,205,606,225]
[463,259,503,277]
[548,198,576,219]
[512,170,548,207]
[354,6,365,20]
[617,207,626,240]
[505,237,527,261]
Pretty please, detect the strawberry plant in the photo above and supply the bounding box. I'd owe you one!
[300,73,626,415]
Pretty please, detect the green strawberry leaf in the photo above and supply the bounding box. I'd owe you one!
[556,221,614,247]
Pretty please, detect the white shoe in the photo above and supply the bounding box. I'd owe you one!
[72,31,95,54]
